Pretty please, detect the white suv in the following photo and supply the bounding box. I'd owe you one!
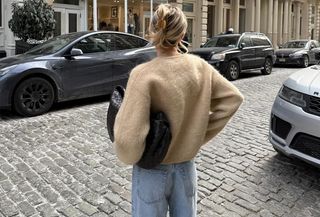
[269,65,320,167]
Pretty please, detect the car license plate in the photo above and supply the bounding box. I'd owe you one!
[279,58,286,62]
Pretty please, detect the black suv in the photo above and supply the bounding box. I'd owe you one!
[191,32,276,80]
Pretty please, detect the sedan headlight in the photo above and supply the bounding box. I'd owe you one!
[211,53,225,61]
[0,65,17,77]
[279,85,306,108]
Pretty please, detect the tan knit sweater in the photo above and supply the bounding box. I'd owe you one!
[113,54,243,164]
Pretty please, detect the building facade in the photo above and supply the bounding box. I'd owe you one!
[0,0,319,56]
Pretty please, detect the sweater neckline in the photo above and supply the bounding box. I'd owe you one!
[156,53,186,59]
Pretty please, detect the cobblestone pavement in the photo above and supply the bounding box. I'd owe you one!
[1,67,320,217]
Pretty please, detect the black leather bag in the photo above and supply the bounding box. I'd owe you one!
[107,85,172,169]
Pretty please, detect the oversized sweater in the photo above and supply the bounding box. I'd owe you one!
[113,54,244,164]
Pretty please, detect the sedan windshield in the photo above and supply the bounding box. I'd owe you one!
[282,41,307,49]
[204,36,240,48]
[25,33,84,55]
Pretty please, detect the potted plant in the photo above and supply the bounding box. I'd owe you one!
[8,0,56,54]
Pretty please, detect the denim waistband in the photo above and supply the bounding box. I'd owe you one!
[136,159,194,172]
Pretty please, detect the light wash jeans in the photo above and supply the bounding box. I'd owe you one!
[132,160,197,217]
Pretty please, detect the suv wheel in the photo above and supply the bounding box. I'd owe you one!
[261,58,272,75]
[226,60,240,81]
[301,55,309,68]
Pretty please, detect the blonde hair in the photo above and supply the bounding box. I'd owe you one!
[149,4,188,52]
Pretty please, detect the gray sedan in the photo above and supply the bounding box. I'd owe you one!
[0,31,156,116]
[275,40,320,67]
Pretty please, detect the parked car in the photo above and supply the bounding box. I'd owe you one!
[275,40,320,67]
[191,32,276,80]
[269,65,320,167]
[0,31,156,116]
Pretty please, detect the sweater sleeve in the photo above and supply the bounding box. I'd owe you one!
[204,66,244,143]
[113,70,151,165]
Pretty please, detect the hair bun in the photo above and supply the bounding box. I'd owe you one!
[149,4,187,52]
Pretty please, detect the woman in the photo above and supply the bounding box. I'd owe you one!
[114,4,243,217]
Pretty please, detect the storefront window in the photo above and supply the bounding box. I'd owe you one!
[127,1,141,35]
[54,0,79,5]
[87,0,167,37]
[87,0,121,31]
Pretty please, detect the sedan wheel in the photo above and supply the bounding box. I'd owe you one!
[226,60,240,81]
[302,55,309,68]
[261,58,272,75]
[13,78,54,116]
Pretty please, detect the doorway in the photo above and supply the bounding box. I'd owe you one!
[54,8,81,36]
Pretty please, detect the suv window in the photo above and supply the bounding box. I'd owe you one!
[239,36,253,47]
[251,35,271,46]
[204,36,240,48]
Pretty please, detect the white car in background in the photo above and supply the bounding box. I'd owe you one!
[269,65,320,167]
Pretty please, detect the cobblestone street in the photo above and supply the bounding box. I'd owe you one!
[1,67,320,217]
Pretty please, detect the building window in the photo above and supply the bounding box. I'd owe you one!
[208,0,215,2]
[239,8,245,33]
[207,5,215,38]
[311,17,314,24]
[224,0,231,4]
[312,6,315,14]
[240,0,245,6]
[182,3,194,12]
[54,0,79,5]
[0,0,2,28]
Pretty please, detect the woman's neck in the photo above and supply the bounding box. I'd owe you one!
[156,47,180,57]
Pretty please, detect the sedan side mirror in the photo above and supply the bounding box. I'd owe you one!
[310,45,315,50]
[64,48,83,59]
[70,48,83,56]
[278,45,283,49]
[239,43,246,49]
[200,43,205,48]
